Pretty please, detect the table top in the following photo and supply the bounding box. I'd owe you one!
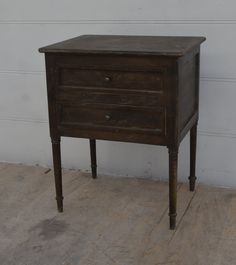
[39,35,205,56]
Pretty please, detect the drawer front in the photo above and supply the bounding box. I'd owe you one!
[56,87,164,108]
[59,68,164,92]
[58,105,166,135]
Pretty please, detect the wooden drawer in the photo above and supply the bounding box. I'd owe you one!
[58,105,166,135]
[58,68,164,92]
[56,87,164,108]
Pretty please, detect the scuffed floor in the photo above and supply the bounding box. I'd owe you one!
[0,163,235,265]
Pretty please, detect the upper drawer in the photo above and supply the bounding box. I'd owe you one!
[58,68,164,92]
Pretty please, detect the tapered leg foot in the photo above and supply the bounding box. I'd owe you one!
[168,147,178,230]
[169,213,177,230]
[189,123,197,191]
[51,137,63,212]
[56,197,63,212]
[91,165,97,179]
[189,176,197,192]
[90,139,97,179]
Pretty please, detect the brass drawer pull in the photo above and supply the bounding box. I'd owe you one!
[104,76,112,82]
[105,114,111,120]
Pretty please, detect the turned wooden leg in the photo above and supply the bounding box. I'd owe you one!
[51,137,63,212]
[189,123,197,191]
[168,147,178,230]
[89,139,97,179]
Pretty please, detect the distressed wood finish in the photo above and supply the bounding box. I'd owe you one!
[189,123,197,191]
[39,35,205,229]
[59,68,164,91]
[89,139,97,179]
[51,137,63,212]
[168,147,178,230]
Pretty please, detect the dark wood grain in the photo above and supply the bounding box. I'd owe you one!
[51,137,63,212]
[56,87,164,107]
[89,139,97,179]
[40,35,205,229]
[168,147,179,230]
[189,123,197,191]
[39,35,205,56]
[58,105,165,134]
[59,68,164,91]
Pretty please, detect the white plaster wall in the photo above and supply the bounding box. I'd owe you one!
[0,1,236,188]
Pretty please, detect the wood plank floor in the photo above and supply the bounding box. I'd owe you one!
[0,162,235,265]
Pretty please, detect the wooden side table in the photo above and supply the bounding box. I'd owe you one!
[39,35,205,229]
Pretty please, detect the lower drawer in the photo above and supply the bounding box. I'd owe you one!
[58,105,166,135]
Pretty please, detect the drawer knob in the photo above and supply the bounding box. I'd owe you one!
[105,114,111,120]
[105,76,112,82]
